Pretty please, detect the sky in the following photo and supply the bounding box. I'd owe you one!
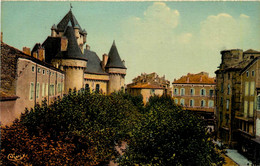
[1,1,260,84]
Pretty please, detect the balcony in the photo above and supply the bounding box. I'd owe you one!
[235,112,254,122]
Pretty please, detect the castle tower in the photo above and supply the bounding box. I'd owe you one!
[105,41,127,94]
[51,21,88,93]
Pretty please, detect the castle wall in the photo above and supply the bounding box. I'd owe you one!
[84,73,109,94]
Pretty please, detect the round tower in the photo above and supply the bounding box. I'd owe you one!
[105,41,127,94]
[51,21,88,94]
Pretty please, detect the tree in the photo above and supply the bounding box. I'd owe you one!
[119,95,224,166]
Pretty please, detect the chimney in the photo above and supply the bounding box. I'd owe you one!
[61,37,68,51]
[186,77,190,83]
[23,47,31,55]
[200,76,203,82]
[33,52,38,59]
[102,54,108,70]
[38,47,45,61]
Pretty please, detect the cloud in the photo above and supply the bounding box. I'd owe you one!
[199,13,250,49]
[118,3,252,84]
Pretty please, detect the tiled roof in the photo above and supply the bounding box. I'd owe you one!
[105,41,126,69]
[84,49,108,75]
[173,72,215,84]
[128,83,164,89]
[56,10,83,33]
[244,49,260,54]
[54,23,87,61]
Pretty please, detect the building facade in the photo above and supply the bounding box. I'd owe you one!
[172,72,216,131]
[0,10,126,125]
[215,49,260,164]
[127,73,169,104]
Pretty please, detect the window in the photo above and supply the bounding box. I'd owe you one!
[58,83,61,93]
[220,97,223,106]
[244,101,248,117]
[36,82,40,98]
[174,99,178,104]
[96,84,100,93]
[174,88,179,95]
[252,70,255,76]
[200,89,206,96]
[209,100,214,108]
[226,99,230,110]
[209,90,214,97]
[190,88,194,96]
[46,83,48,96]
[85,84,89,91]
[37,67,41,73]
[221,83,224,93]
[42,69,45,75]
[190,99,194,107]
[181,88,185,96]
[50,84,55,96]
[228,73,230,80]
[250,82,255,96]
[180,99,185,106]
[42,83,45,97]
[227,84,230,95]
[249,101,254,117]
[150,89,155,95]
[32,65,35,72]
[201,100,205,107]
[47,70,49,75]
[245,82,249,96]
[257,95,260,111]
[246,71,249,77]
[29,82,34,100]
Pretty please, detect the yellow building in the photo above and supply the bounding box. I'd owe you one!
[172,72,216,131]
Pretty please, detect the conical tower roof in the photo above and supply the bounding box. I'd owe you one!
[57,10,83,33]
[55,22,87,61]
[105,41,126,69]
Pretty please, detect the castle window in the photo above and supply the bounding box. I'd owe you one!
[221,83,224,93]
[252,70,255,76]
[200,89,206,96]
[50,84,55,96]
[220,97,223,106]
[42,69,45,75]
[47,70,49,75]
[201,100,205,107]
[36,82,40,98]
[174,88,179,95]
[190,99,194,107]
[96,84,100,93]
[180,88,185,96]
[29,82,34,100]
[249,101,254,117]
[244,101,248,117]
[150,89,155,95]
[245,82,249,96]
[246,71,249,77]
[190,88,194,96]
[32,65,35,72]
[180,99,185,106]
[58,83,61,93]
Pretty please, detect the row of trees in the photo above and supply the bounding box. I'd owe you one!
[1,90,224,165]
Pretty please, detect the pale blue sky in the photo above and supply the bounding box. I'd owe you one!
[1,1,260,83]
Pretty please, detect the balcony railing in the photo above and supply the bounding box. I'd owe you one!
[235,112,254,122]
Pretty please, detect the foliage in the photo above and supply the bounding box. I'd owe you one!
[119,95,224,166]
[1,92,223,165]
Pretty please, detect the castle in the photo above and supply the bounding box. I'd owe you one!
[0,9,127,125]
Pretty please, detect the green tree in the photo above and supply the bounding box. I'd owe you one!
[119,95,224,166]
